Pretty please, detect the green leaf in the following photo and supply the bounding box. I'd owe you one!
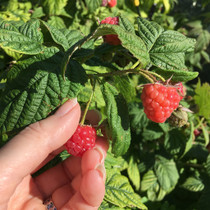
[127,155,140,190]
[195,30,210,52]
[105,151,128,171]
[194,80,210,119]
[60,29,85,48]
[85,0,101,13]
[181,177,204,192]
[92,24,150,67]
[147,182,167,201]
[0,47,86,138]
[114,76,136,103]
[43,0,68,16]
[182,121,194,158]
[164,129,186,156]
[137,17,196,71]
[101,82,131,156]
[141,170,157,191]
[129,103,149,135]
[201,123,209,146]
[0,19,43,54]
[99,200,131,210]
[153,68,199,82]
[119,15,135,34]
[60,31,94,77]
[201,50,210,63]
[142,123,164,141]
[40,20,70,51]
[31,7,45,18]
[105,169,147,209]
[154,155,179,191]
[137,17,164,51]
[3,48,22,60]
[78,82,105,108]
[48,16,66,29]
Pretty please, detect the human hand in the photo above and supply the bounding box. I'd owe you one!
[0,99,108,210]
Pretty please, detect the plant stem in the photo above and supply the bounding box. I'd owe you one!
[80,83,95,125]
[138,71,154,83]
[87,68,155,83]
[87,69,137,77]
[147,71,166,82]
[131,60,140,69]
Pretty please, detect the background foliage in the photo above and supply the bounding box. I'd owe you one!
[0,0,210,209]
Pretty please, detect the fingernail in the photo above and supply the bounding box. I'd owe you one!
[55,98,78,117]
[94,147,105,163]
[95,164,106,182]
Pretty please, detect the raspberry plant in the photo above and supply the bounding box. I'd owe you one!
[0,0,210,209]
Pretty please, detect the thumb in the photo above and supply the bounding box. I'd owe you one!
[0,98,80,182]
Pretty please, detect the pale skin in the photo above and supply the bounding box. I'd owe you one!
[0,99,108,210]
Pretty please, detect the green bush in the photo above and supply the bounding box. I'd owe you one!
[0,0,209,209]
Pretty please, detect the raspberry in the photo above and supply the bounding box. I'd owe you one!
[65,125,96,157]
[107,0,117,7]
[141,83,182,123]
[194,129,201,137]
[100,17,121,45]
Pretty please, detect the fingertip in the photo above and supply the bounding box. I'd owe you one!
[81,149,101,174]
[81,136,109,175]
[80,169,105,207]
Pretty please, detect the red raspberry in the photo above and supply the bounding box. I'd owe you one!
[100,17,121,45]
[65,125,96,157]
[107,0,117,7]
[141,83,182,123]
[193,129,201,137]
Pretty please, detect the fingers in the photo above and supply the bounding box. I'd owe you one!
[61,137,108,209]
[61,170,105,210]
[35,137,108,199]
[0,98,80,202]
[81,137,108,174]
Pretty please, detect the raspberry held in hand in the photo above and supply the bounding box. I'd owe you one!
[65,125,96,157]
[100,17,121,45]
[141,83,182,123]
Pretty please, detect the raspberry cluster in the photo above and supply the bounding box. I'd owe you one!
[65,125,96,157]
[141,83,183,123]
[100,17,121,46]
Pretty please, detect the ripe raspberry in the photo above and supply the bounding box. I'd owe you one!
[107,0,117,7]
[100,17,121,45]
[65,125,96,157]
[141,83,182,123]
